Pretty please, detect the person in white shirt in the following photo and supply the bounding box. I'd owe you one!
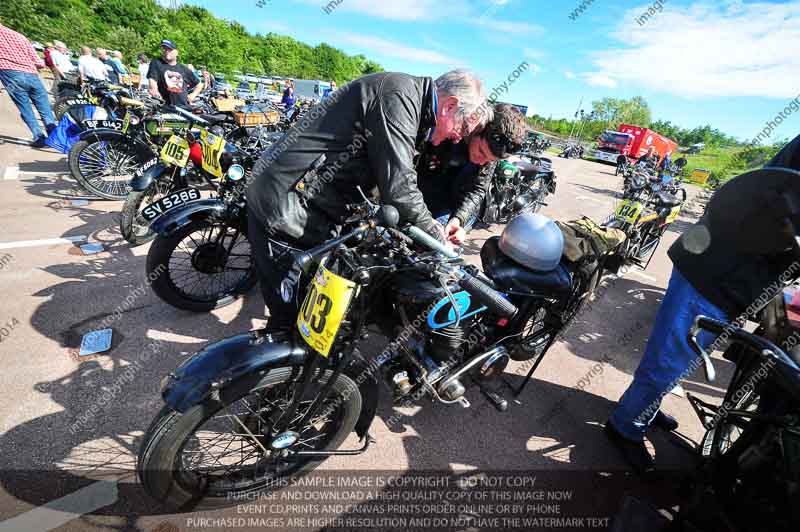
[50,41,75,79]
[136,53,150,91]
[77,46,107,82]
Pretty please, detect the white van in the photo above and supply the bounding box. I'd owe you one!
[292,80,332,101]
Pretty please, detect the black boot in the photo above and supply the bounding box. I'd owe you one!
[652,410,679,432]
[603,422,654,474]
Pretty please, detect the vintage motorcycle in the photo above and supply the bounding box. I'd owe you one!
[481,157,557,224]
[606,172,686,269]
[560,142,584,159]
[119,106,267,245]
[137,205,605,509]
[143,144,266,311]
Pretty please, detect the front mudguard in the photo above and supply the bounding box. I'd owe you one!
[149,198,229,238]
[77,128,154,162]
[130,161,170,192]
[161,332,380,439]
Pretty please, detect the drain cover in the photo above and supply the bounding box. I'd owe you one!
[80,243,104,255]
[79,329,113,356]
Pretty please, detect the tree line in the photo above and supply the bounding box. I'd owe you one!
[0,0,384,83]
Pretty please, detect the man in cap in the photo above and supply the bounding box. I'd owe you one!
[147,39,203,106]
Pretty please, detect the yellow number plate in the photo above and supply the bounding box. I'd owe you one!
[160,135,190,167]
[297,265,357,357]
[665,205,681,224]
[615,200,644,224]
[121,111,131,134]
[199,129,226,178]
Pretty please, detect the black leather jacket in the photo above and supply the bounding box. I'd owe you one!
[247,72,439,246]
[416,140,494,225]
[668,134,800,317]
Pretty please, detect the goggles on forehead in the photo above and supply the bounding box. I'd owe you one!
[486,132,522,159]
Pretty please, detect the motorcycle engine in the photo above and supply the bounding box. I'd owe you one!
[390,274,502,400]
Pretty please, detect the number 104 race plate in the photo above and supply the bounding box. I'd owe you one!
[297,265,357,357]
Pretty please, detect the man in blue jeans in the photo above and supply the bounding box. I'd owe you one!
[0,24,56,148]
[605,134,800,473]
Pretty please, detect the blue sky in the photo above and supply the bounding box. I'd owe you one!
[185,0,799,143]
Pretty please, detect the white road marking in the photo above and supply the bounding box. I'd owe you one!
[0,235,87,250]
[2,166,19,180]
[575,195,608,205]
[627,269,658,283]
[0,480,119,532]
[17,170,66,175]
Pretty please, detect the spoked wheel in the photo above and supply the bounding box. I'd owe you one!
[511,304,552,362]
[68,138,144,199]
[634,224,665,267]
[701,369,763,459]
[147,219,256,311]
[120,178,176,246]
[138,367,362,510]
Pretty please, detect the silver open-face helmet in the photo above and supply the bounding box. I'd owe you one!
[498,212,564,272]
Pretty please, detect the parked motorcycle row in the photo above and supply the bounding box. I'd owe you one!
[48,78,312,310]
[606,156,689,270]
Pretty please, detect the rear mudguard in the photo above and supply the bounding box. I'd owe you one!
[149,198,228,237]
[130,161,171,192]
[77,128,155,163]
[162,332,379,438]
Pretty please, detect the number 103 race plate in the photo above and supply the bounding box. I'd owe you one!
[297,265,357,357]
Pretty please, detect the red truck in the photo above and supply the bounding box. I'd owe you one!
[590,124,678,165]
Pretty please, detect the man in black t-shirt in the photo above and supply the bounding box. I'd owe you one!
[147,39,203,106]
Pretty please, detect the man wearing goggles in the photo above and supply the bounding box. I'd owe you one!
[417,104,529,245]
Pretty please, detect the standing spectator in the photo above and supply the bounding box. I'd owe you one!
[200,68,214,94]
[136,53,149,91]
[281,79,295,111]
[43,43,56,78]
[0,23,57,147]
[110,51,129,84]
[50,41,76,80]
[96,48,121,84]
[147,39,203,106]
[322,79,337,99]
[78,47,107,82]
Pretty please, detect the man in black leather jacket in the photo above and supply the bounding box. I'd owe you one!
[417,104,529,244]
[246,70,491,331]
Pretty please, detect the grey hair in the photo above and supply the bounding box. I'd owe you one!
[435,69,493,127]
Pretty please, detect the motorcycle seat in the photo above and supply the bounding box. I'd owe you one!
[515,161,539,178]
[198,113,231,125]
[654,192,682,208]
[480,237,572,296]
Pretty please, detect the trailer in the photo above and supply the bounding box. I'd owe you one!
[591,124,678,165]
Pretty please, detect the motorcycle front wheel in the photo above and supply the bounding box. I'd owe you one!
[147,219,256,311]
[68,137,146,199]
[137,366,362,510]
[119,179,176,246]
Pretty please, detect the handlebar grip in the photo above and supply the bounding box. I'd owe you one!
[406,226,459,259]
[459,274,517,319]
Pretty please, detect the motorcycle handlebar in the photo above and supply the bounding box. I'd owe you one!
[405,225,459,259]
[402,225,518,318]
[458,272,518,319]
[688,315,800,384]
